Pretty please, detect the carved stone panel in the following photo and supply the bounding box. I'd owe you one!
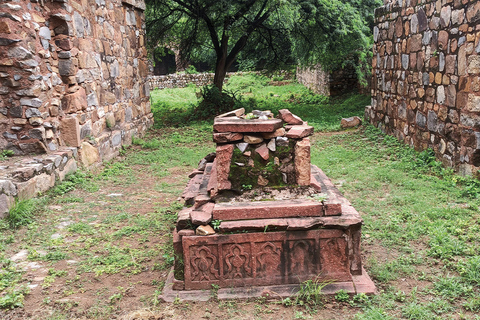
[182,229,354,290]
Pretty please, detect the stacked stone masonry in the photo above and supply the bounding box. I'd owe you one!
[296,65,362,96]
[369,0,480,175]
[0,0,153,160]
[160,108,376,298]
[0,0,153,214]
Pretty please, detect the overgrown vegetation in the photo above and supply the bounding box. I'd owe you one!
[150,73,368,130]
[2,77,480,319]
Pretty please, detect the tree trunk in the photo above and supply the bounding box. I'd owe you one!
[213,63,227,92]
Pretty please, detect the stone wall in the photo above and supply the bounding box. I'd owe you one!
[296,65,330,96]
[296,65,362,96]
[149,73,218,90]
[368,0,480,175]
[0,0,153,167]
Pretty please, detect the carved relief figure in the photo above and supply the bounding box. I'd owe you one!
[225,244,251,279]
[256,242,281,277]
[190,246,219,281]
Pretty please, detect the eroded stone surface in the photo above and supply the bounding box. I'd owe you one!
[214,117,283,133]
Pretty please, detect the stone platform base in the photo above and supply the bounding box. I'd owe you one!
[160,266,376,302]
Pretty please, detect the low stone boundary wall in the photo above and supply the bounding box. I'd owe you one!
[0,148,78,218]
[149,73,218,90]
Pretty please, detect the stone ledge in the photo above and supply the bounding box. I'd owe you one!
[160,267,376,302]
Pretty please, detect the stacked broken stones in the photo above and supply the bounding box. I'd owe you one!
[166,108,375,296]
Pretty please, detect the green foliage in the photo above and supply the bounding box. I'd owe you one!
[294,277,330,308]
[146,0,379,88]
[7,199,44,229]
[0,149,14,160]
[51,171,98,196]
[0,257,27,309]
[190,85,239,120]
[335,289,350,302]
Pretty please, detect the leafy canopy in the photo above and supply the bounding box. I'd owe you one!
[146,0,381,87]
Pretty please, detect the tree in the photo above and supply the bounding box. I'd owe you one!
[145,0,380,91]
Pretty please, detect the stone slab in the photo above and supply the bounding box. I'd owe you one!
[213,199,324,221]
[182,229,353,290]
[213,132,244,143]
[181,174,203,206]
[278,109,303,125]
[286,125,314,139]
[213,117,283,133]
[190,202,214,225]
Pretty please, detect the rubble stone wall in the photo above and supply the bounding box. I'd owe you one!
[149,73,218,90]
[368,0,480,175]
[0,0,153,166]
[296,65,362,96]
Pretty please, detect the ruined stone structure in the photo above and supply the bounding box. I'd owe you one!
[296,65,361,96]
[368,0,480,175]
[0,0,153,164]
[0,0,153,215]
[161,108,375,301]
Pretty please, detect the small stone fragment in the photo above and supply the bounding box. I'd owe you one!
[267,139,276,152]
[262,127,286,139]
[276,136,289,146]
[255,144,270,160]
[216,108,245,118]
[196,225,215,235]
[278,109,304,125]
[213,132,243,143]
[258,175,269,186]
[236,142,249,152]
[243,151,251,157]
[285,125,314,139]
[340,116,362,128]
[244,135,263,144]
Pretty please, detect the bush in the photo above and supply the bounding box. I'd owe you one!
[190,85,239,120]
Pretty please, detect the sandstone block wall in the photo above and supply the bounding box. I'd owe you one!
[369,0,480,175]
[296,65,361,96]
[0,0,153,166]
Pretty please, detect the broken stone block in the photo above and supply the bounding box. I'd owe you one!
[60,117,81,147]
[195,225,215,236]
[255,143,269,160]
[62,87,87,113]
[278,109,303,125]
[214,117,283,133]
[294,138,311,186]
[244,135,263,144]
[262,127,286,139]
[216,108,245,118]
[79,142,99,167]
[340,116,362,129]
[213,132,243,143]
[216,144,234,191]
[286,125,314,139]
[190,202,214,225]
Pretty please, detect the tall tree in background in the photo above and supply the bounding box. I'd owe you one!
[145,0,381,91]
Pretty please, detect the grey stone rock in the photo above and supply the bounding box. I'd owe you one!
[0,107,7,115]
[58,59,75,76]
[39,26,51,40]
[402,54,409,69]
[9,106,23,118]
[125,107,132,122]
[41,39,49,50]
[111,131,122,147]
[80,121,92,139]
[440,6,451,28]
[398,101,406,119]
[29,127,46,140]
[13,74,21,81]
[8,46,33,60]
[110,60,119,78]
[236,142,248,153]
[422,31,431,46]
[20,98,42,108]
[25,108,42,118]
[86,93,98,107]
[276,136,289,147]
[57,51,71,59]
[0,13,21,22]
[0,38,21,46]
[3,132,17,140]
[427,111,438,132]
[29,117,43,126]
[416,112,426,129]
[19,59,39,68]
[410,14,418,33]
[458,36,466,47]
[73,11,84,37]
[11,126,22,131]
[437,86,445,104]
[0,180,17,196]
[417,8,428,32]
[0,87,8,95]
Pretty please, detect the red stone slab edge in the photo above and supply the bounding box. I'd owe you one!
[160,267,375,302]
[213,117,283,133]
[213,199,324,221]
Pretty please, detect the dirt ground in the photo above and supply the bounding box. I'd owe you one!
[0,136,420,320]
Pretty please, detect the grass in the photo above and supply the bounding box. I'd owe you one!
[2,75,480,319]
[150,72,369,131]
